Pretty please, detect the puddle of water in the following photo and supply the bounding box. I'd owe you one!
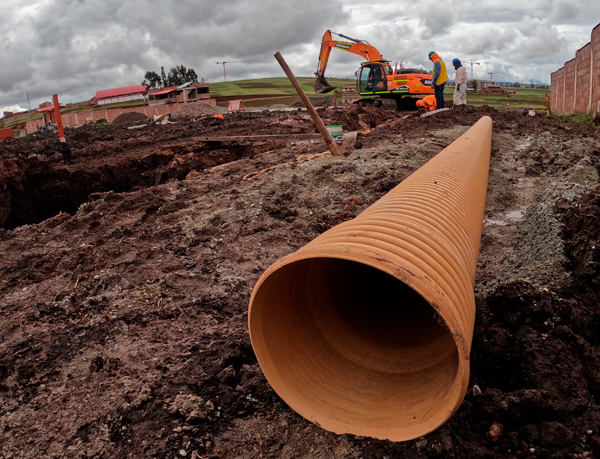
[485,218,507,226]
[506,209,525,220]
[515,136,533,151]
[485,209,526,226]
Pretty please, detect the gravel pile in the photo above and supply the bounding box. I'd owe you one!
[499,182,592,288]
[171,103,219,119]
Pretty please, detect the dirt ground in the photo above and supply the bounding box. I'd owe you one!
[1,104,600,459]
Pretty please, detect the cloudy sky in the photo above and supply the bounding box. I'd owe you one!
[2,0,599,113]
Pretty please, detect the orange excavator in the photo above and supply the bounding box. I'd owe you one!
[314,30,434,109]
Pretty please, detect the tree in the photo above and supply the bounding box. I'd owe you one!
[472,79,478,91]
[161,66,168,87]
[186,68,198,83]
[166,65,199,86]
[143,65,200,88]
[513,82,521,88]
[143,71,162,89]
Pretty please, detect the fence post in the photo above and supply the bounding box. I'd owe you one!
[52,94,65,142]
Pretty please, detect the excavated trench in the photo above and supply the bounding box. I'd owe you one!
[0,145,249,230]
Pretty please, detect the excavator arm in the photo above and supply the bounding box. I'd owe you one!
[314,30,384,93]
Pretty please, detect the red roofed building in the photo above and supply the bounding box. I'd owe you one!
[37,104,65,124]
[95,85,147,106]
[148,82,210,106]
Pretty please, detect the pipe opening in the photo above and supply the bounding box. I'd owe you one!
[250,257,462,439]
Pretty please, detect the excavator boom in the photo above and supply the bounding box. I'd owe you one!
[314,30,384,93]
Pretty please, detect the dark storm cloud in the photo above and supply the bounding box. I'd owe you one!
[417,4,457,39]
[1,0,599,111]
[1,0,350,108]
[455,0,600,26]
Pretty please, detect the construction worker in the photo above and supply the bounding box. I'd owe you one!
[416,95,437,113]
[452,59,468,106]
[428,51,448,109]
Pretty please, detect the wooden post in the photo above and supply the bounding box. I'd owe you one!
[274,52,341,156]
[52,94,65,142]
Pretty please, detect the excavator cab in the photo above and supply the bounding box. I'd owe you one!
[359,63,390,93]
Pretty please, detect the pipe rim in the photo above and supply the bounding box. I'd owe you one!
[249,244,472,441]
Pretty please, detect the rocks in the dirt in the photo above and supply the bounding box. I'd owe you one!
[169,394,210,421]
[217,365,237,386]
[563,156,599,185]
[131,389,153,408]
[171,103,219,119]
[486,422,503,442]
[89,355,122,373]
[472,384,482,396]
[112,112,149,126]
[90,356,104,372]
[186,169,202,180]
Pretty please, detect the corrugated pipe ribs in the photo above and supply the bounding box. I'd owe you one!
[248,116,493,441]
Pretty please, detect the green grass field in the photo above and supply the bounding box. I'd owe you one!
[209,77,355,98]
[444,87,549,110]
[0,79,552,131]
[211,78,550,111]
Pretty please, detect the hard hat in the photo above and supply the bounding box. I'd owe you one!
[452,59,459,65]
[416,100,423,107]
[428,51,436,59]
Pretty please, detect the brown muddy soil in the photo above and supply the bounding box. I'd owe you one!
[1,105,600,459]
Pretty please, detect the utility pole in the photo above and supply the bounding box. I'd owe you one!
[466,59,480,81]
[26,93,32,120]
[216,61,241,82]
[488,72,494,83]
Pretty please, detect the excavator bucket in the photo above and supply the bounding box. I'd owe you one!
[314,75,336,94]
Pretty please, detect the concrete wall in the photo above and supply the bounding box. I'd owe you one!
[564,59,576,115]
[551,23,600,115]
[26,99,216,134]
[1,112,31,125]
[593,25,600,114]
[551,68,564,116]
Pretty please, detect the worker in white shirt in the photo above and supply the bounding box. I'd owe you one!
[452,59,468,107]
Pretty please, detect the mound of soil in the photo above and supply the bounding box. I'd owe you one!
[171,103,219,119]
[290,95,335,108]
[112,112,149,126]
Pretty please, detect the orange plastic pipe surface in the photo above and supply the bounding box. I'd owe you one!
[248,116,493,441]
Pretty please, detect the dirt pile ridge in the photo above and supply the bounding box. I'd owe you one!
[111,111,149,126]
[0,105,599,458]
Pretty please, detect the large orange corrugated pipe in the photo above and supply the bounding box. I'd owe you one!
[248,116,493,441]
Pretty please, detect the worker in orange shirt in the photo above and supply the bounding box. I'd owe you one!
[416,95,437,112]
